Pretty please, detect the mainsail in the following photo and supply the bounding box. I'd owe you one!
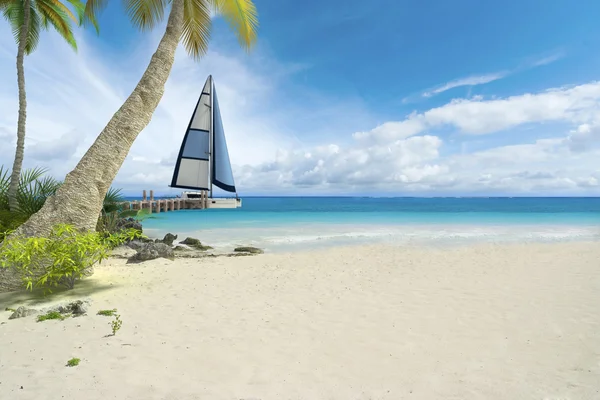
[170,75,237,195]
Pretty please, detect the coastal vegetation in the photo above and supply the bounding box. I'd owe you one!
[0,223,142,292]
[0,0,97,212]
[0,1,261,294]
[14,0,259,237]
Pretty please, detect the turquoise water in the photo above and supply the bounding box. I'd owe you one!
[135,197,600,252]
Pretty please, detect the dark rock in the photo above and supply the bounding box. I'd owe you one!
[126,240,145,251]
[9,306,38,320]
[128,242,175,263]
[111,246,138,259]
[173,245,191,251]
[55,300,88,316]
[233,246,264,254]
[160,233,178,246]
[180,237,201,246]
[179,237,213,251]
[115,217,143,233]
[227,252,255,257]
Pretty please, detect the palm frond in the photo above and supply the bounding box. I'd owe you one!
[0,166,10,210]
[211,0,257,51]
[47,0,78,23]
[182,0,211,60]
[123,0,167,31]
[35,0,77,50]
[0,167,61,218]
[102,187,125,214]
[2,1,42,54]
[104,187,124,205]
[82,0,106,33]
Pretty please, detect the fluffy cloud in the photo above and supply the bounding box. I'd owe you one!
[0,24,598,196]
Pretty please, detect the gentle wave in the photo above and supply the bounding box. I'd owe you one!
[143,223,600,253]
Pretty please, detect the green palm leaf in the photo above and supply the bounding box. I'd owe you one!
[211,0,258,50]
[36,0,77,50]
[2,1,41,54]
[182,0,211,60]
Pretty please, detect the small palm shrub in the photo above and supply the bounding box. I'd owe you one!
[0,166,61,241]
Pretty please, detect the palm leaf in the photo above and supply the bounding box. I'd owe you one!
[182,0,211,60]
[2,1,42,54]
[47,0,78,23]
[123,0,167,31]
[82,0,107,32]
[211,0,258,50]
[35,0,77,50]
[0,166,10,211]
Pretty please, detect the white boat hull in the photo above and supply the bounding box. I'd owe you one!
[180,191,241,209]
[207,197,242,209]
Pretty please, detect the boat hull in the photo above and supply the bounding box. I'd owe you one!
[207,197,242,209]
[180,191,241,209]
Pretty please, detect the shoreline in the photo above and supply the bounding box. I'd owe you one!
[141,218,600,255]
[1,240,599,399]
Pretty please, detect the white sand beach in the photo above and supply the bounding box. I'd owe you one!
[1,241,599,400]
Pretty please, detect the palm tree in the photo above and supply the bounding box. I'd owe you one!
[12,0,258,237]
[1,0,94,213]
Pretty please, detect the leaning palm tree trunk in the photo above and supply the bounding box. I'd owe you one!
[8,0,31,212]
[13,0,185,237]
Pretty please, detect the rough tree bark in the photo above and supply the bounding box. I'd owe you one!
[13,0,185,237]
[8,0,31,212]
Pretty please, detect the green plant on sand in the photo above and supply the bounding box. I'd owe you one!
[37,310,66,322]
[0,224,141,292]
[97,308,117,316]
[66,357,80,367]
[12,0,258,238]
[110,314,122,336]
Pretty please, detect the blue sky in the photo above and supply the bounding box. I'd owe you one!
[1,0,599,196]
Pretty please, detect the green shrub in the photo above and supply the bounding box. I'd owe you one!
[97,308,117,316]
[0,224,142,292]
[37,311,66,322]
[66,357,80,367]
[110,314,122,336]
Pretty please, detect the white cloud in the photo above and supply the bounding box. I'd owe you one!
[0,25,598,196]
[416,50,565,100]
[360,82,600,142]
[422,72,508,98]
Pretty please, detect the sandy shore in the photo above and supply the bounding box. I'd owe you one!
[1,241,599,399]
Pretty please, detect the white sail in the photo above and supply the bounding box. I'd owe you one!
[170,75,239,201]
[170,77,212,190]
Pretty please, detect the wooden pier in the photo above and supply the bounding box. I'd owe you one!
[120,190,211,213]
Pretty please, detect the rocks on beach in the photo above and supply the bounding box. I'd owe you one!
[234,246,264,254]
[127,242,175,263]
[179,237,213,251]
[118,234,263,263]
[8,299,91,320]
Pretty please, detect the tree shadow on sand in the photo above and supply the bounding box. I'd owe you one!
[0,279,120,309]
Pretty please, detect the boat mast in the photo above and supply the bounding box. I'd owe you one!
[208,75,214,199]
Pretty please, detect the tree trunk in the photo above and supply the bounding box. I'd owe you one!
[13,0,185,238]
[8,0,31,212]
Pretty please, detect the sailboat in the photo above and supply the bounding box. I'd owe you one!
[169,75,242,209]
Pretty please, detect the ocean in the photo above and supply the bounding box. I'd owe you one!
[130,197,600,252]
